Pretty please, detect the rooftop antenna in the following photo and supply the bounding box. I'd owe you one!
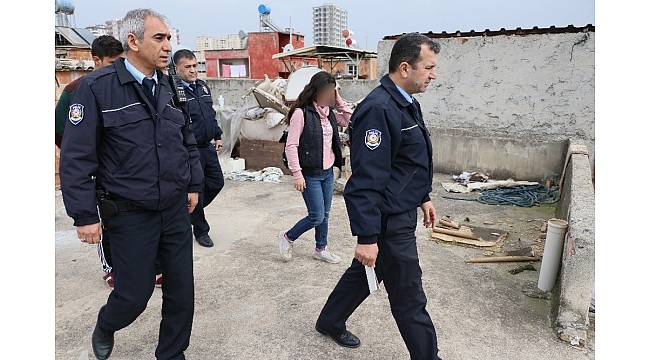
[283,16,294,53]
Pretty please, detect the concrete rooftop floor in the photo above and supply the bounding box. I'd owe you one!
[55,173,595,359]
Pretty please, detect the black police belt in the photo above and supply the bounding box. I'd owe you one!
[97,189,140,219]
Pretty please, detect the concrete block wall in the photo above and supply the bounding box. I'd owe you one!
[553,140,595,346]
[205,78,376,109]
[337,79,378,103]
[431,128,568,181]
[377,31,595,180]
[205,78,260,109]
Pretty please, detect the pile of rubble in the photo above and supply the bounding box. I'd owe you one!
[216,67,355,192]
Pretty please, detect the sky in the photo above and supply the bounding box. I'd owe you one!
[65,0,595,51]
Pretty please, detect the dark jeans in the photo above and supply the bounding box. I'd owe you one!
[191,144,224,238]
[316,209,440,360]
[97,194,194,360]
[286,167,334,249]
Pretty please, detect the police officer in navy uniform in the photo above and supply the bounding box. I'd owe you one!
[173,49,225,248]
[315,33,443,360]
[59,9,203,360]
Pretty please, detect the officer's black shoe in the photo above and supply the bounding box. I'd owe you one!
[91,323,114,360]
[195,234,214,248]
[315,324,361,348]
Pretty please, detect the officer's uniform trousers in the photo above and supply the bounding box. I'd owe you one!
[317,208,440,360]
[97,192,194,360]
[190,143,224,238]
[98,230,163,275]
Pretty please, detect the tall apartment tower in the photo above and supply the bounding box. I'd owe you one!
[313,4,348,47]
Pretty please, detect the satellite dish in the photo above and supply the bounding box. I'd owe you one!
[283,43,294,53]
[238,30,247,39]
[285,66,324,102]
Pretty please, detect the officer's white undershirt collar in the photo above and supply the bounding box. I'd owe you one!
[394,83,414,104]
[181,80,196,88]
[124,57,158,86]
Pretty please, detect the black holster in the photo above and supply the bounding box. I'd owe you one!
[96,189,119,219]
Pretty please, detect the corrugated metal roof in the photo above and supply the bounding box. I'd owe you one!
[272,45,377,60]
[56,26,93,48]
[74,28,97,46]
[383,24,594,40]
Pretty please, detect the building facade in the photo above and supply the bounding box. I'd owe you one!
[204,31,315,79]
[85,24,110,37]
[313,4,348,47]
[196,34,246,51]
[86,19,180,47]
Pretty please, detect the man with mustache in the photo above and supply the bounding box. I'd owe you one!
[315,33,443,360]
[59,9,202,360]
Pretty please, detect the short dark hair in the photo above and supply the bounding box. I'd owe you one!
[388,33,440,73]
[173,49,196,65]
[91,35,123,59]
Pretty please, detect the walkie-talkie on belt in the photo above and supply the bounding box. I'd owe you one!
[168,57,187,103]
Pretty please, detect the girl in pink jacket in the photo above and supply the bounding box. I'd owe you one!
[279,71,352,263]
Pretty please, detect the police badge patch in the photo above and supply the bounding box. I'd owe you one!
[69,104,84,125]
[365,129,381,150]
[202,84,209,94]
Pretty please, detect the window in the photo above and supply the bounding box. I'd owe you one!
[347,64,358,77]
[197,61,206,73]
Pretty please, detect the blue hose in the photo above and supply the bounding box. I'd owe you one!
[476,184,559,207]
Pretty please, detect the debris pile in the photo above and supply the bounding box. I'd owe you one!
[429,215,544,264]
[217,68,355,191]
[441,171,559,207]
[225,167,284,184]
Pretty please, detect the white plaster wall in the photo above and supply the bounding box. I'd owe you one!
[377,32,595,152]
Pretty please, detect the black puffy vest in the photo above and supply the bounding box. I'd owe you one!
[298,105,343,176]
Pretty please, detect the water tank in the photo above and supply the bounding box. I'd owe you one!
[55,0,75,14]
[257,4,271,15]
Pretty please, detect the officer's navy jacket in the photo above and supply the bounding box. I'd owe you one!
[343,75,433,244]
[60,58,204,226]
[183,79,223,145]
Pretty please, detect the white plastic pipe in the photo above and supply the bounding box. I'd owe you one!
[537,218,569,292]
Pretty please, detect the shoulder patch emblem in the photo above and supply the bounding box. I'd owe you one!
[365,129,382,150]
[69,104,84,125]
[202,84,209,94]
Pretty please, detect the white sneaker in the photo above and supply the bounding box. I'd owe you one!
[278,232,293,261]
[313,247,342,264]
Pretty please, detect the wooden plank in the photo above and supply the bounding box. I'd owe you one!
[439,218,460,229]
[430,233,496,247]
[465,256,540,264]
[432,226,480,240]
[238,138,289,174]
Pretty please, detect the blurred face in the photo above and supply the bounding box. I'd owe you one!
[92,53,123,69]
[127,16,171,73]
[399,44,438,94]
[315,83,336,107]
[176,56,198,83]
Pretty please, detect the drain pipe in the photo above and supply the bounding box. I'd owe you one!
[538,218,569,292]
